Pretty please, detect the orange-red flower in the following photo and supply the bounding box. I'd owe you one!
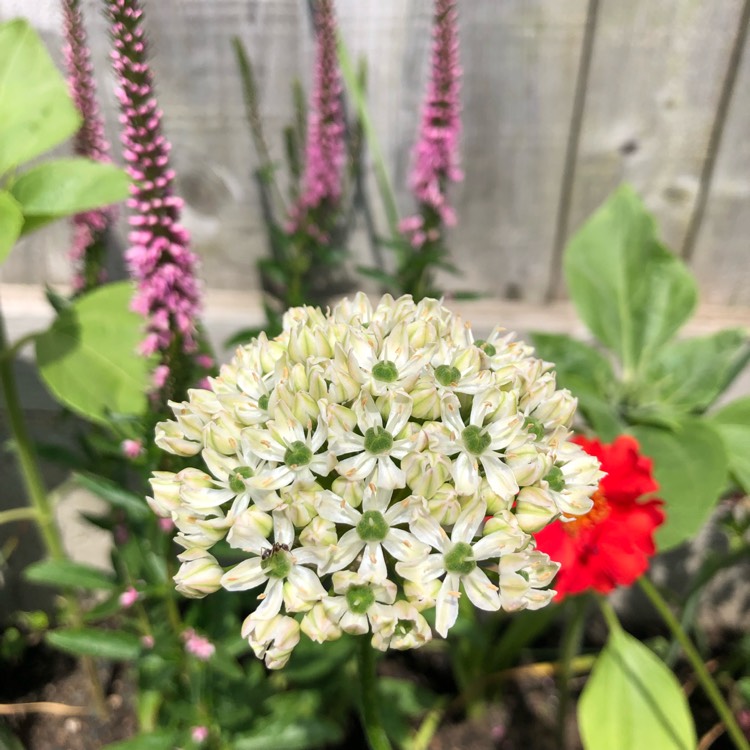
[534,435,665,600]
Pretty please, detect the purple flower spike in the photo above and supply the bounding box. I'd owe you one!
[288,0,345,238]
[62,0,115,293]
[106,0,202,391]
[404,0,462,244]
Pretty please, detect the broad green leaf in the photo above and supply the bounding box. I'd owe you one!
[234,718,343,750]
[11,158,129,220]
[579,626,696,750]
[644,330,750,413]
[35,282,153,425]
[47,628,141,660]
[73,473,151,520]
[0,191,23,263]
[709,397,750,493]
[530,332,624,440]
[103,731,177,750]
[631,419,728,550]
[24,559,115,591]
[0,20,81,174]
[564,185,697,372]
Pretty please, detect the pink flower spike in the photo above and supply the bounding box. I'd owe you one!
[158,517,175,533]
[182,628,215,661]
[121,438,144,459]
[119,586,139,608]
[191,726,209,743]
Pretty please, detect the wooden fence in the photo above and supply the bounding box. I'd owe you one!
[1,0,749,306]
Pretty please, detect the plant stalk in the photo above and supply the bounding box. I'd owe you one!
[557,595,588,749]
[356,636,392,750]
[638,577,749,750]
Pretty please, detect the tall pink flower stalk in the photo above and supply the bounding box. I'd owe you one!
[62,0,115,294]
[288,0,345,240]
[401,0,462,250]
[107,0,202,397]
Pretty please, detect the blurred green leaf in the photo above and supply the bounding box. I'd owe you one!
[0,724,25,750]
[631,419,728,550]
[644,330,750,413]
[11,159,129,227]
[0,191,23,264]
[103,731,177,750]
[0,19,80,174]
[73,472,151,520]
[708,396,750,493]
[564,185,697,373]
[579,626,696,750]
[47,628,141,660]
[24,559,116,591]
[36,282,154,425]
[234,718,343,750]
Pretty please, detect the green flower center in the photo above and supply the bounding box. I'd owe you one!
[544,465,565,492]
[435,365,461,387]
[229,466,255,493]
[444,541,476,576]
[364,426,394,455]
[260,549,292,579]
[284,440,313,468]
[258,394,270,411]
[462,425,491,455]
[356,510,389,542]
[524,416,544,441]
[394,619,415,638]
[372,359,399,383]
[475,339,497,357]
[346,584,375,614]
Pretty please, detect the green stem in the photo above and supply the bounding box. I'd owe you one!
[337,37,401,244]
[0,506,38,525]
[407,697,447,750]
[638,577,750,750]
[557,596,588,749]
[356,636,392,750]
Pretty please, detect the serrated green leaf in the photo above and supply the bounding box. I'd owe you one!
[579,626,696,750]
[11,158,129,223]
[0,191,23,263]
[0,19,81,174]
[73,473,150,520]
[709,396,750,493]
[47,628,141,660]
[644,330,750,413]
[35,282,153,425]
[631,420,728,550]
[24,559,116,591]
[564,185,697,372]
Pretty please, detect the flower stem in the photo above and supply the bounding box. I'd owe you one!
[557,596,588,749]
[356,636,392,750]
[638,577,750,750]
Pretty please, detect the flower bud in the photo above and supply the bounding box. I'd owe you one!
[403,451,451,499]
[173,549,223,598]
[506,443,551,487]
[154,420,201,457]
[331,477,363,508]
[410,378,441,420]
[148,471,181,516]
[426,483,463,525]
[300,517,337,548]
[514,486,559,532]
[226,507,273,549]
[204,419,240,455]
[242,613,301,670]
[301,602,342,644]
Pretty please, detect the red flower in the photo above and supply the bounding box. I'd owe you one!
[534,435,665,600]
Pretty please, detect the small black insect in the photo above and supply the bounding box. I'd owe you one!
[261,542,289,560]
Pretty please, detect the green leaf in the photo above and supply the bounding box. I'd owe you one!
[644,330,750,413]
[564,185,697,372]
[631,419,728,550]
[73,473,150,520]
[24,559,116,591]
[35,282,153,425]
[46,628,141,660]
[0,191,23,263]
[709,397,750,493]
[0,19,81,174]
[11,158,129,222]
[579,626,696,750]
[103,731,177,750]
[530,332,625,439]
[234,718,343,750]
[0,724,25,750]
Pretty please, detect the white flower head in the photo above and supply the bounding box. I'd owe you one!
[152,294,599,664]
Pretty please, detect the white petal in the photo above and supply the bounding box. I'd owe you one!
[363,485,392,514]
[463,568,500,612]
[383,528,428,562]
[254,578,284,619]
[435,575,461,638]
[375,457,406,490]
[221,558,266,591]
[385,392,413,436]
[453,451,480,495]
[409,512,449,551]
[247,465,294,491]
[336,454,376,482]
[441,394,465,436]
[451,497,487,544]
[244,429,284,462]
[396,553,445,583]
[358,542,388,582]
[480,454,520,500]
[285,566,326,610]
[317,492,361,525]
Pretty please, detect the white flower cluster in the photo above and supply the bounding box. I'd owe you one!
[150,294,601,669]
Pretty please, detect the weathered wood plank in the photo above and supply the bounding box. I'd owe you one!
[562,0,744,272]
[690,6,750,305]
[450,0,589,302]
